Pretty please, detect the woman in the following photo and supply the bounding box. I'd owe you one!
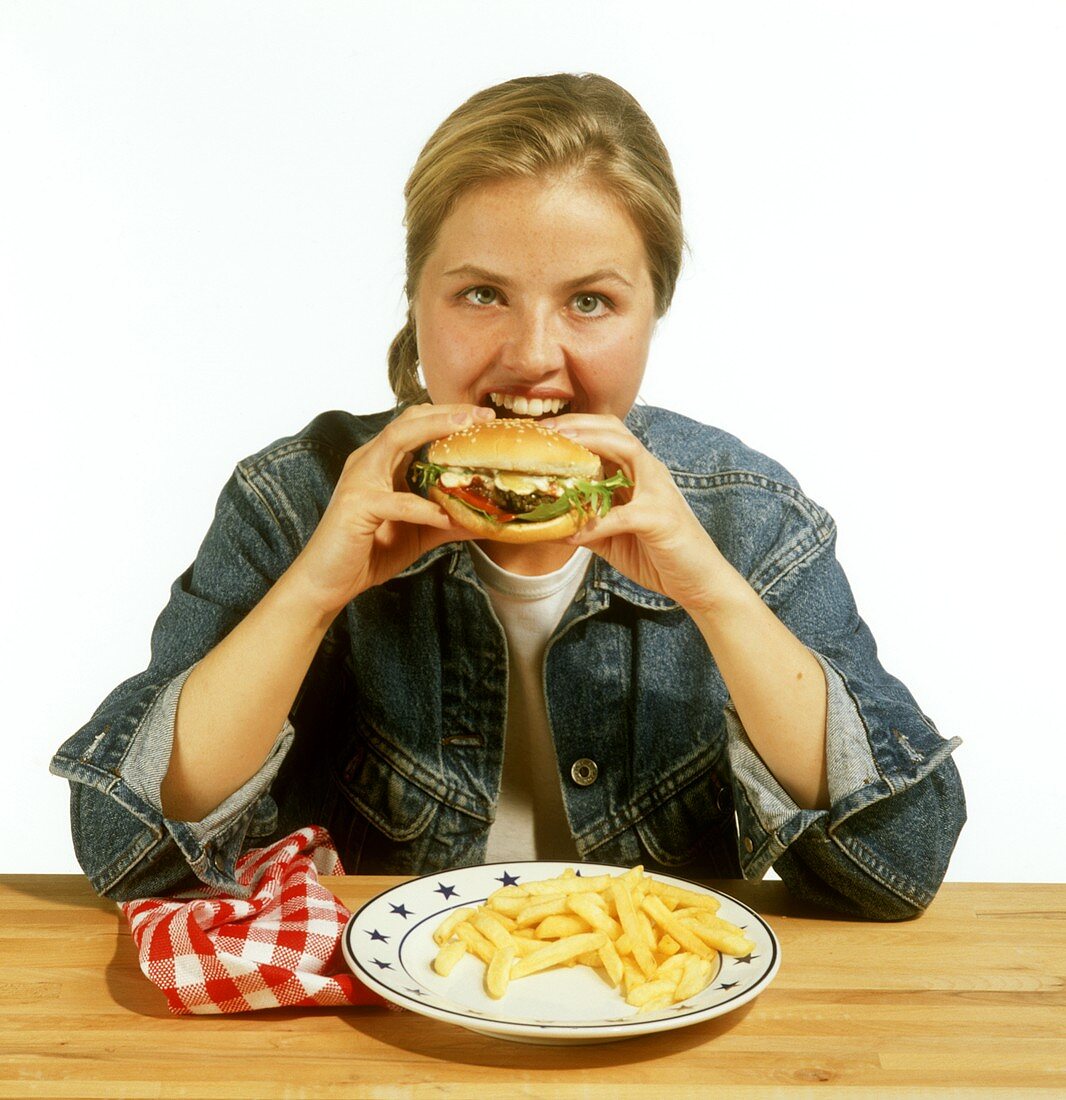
[51,73,964,918]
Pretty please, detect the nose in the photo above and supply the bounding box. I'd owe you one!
[498,305,566,379]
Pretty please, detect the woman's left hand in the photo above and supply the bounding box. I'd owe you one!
[541,414,737,613]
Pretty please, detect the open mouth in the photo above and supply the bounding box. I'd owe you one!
[485,391,571,420]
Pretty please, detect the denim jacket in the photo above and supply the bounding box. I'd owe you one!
[50,405,964,918]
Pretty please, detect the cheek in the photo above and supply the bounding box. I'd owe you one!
[418,311,493,401]
[583,326,650,379]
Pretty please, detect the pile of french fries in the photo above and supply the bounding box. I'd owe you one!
[431,865,755,1011]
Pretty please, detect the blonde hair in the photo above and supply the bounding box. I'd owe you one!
[387,73,684,405]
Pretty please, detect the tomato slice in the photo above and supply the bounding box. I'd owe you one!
[440,483,517,522]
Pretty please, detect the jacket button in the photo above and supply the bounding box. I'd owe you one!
[570,758,598,787]
[743,836,754,854]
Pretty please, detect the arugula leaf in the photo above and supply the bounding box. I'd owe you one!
[512,495,575,522]
[513,470,632,522]
[409,461,445,492]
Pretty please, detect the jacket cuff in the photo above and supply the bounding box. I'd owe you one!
[118,665,295,896]
[725,651,946,879]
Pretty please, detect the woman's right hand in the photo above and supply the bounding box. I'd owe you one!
[282,403,494,620]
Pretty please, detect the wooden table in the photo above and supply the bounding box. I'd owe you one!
[0,876,1063,1097]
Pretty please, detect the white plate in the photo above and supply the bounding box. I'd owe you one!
[342,860,780,1045]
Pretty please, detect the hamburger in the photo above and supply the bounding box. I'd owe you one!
[410,419,631,543]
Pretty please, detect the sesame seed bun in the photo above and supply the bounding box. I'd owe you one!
[426,419,602,479]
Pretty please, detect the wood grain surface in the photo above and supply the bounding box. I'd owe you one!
[0,875,1062,1098]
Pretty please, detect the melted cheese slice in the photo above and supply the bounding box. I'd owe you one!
[493,472,556,495]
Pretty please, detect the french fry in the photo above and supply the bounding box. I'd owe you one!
[432,939,467,976]
[640,894,716,961]
[621,958,644,998]
[610,881,657,979]
[648,879,722,913]
[598,939,624,987]
[520,874,614,897]
[655,952,691,982]
[453,921,496,965]
[511,931,607,979]
[511,934,547,957]
[535,914,590,940]
[485,894,527,918]
[674,956,715,1002]
[515,896,569,928]
[485,943,517,999]
[626,978,677,1008]
[433,907,476,945]
[472,910,515,951]
[567,893,623,939]
[678,910,756,956]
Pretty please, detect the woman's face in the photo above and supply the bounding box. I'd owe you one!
[413,174,657,422]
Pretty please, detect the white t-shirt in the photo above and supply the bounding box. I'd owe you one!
[467,542,591,863]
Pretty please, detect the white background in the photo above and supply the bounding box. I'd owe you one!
[2,2,1063,881]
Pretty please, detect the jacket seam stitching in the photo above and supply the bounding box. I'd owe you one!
[233,464,302,561]
[831,831,933,911]
[758,518,836,600]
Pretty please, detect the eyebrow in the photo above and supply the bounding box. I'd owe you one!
[441,264,634,291]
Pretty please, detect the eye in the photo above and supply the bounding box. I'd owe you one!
[572,293,609,317]
[464,286,499,306]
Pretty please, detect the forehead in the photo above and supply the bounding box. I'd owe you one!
[428,175,651,281]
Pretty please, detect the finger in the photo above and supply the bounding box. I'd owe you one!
[569,505,643,547]
[383,403,496,460]
[344,404,496,486]
[359,490,457,531]
[549,424,652,483]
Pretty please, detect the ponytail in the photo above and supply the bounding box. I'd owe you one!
[386,314,427,406]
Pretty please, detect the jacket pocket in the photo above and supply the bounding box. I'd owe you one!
[633,757,741,878]
[336,739,439,844]
[329,733,491,875]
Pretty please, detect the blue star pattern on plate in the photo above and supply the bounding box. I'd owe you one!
[341,860,781,1043]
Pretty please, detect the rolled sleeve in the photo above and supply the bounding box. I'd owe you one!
[726,651,885,874]
[118,665,295,895]
[726,650,962,896]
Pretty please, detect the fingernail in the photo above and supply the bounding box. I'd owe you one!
[474,406,495,420]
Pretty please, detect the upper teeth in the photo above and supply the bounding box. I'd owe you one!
[489,392,568,416]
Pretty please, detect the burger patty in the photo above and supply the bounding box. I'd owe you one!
[469,476,562,515]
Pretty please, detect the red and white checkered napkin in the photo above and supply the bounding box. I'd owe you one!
[120,825,385,1014]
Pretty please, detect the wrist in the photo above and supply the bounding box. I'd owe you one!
[272,562,343,637]
[680,554,754,620]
